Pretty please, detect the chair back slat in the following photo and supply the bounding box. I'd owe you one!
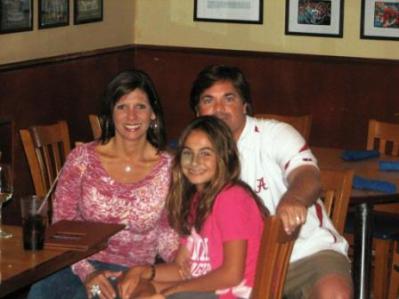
[368,119,399,157]
[322,190,335,216]
[20,121,71,197]
[251,216,298,299]
[254,113,312,142]
[89,114,102,140]
[320,169,354,234]
[20,129,46,196]
[393,143,399,156]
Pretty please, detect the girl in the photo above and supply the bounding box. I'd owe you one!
[118,115,267,299]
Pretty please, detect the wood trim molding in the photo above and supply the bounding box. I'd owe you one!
[2,44,397,73]
[133,44,399,66]
[0,45,135,72]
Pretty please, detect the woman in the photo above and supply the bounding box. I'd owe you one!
[27,70,179,299]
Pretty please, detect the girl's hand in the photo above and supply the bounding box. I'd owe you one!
[177,258,192,280]
[85,270,122,299]
[117,266,151,299]
[175,246,192,280]
[161,284,180,297]
[136,294,165,299]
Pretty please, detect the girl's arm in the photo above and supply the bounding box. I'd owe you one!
[118,245,188,299]
[158,239,247,295]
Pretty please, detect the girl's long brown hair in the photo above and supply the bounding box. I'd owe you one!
[167,116,267,235]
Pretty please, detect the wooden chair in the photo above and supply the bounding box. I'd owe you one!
[364,119,399,299]
[388,238,399,299]
[367,119,399,214]
[20,121,71,198]
[89,114,102,140]
[367,119,399,157]
[254,113,312,142]
[320,169,354,235]
[251,216,299,299]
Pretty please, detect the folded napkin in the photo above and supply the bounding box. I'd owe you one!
[379,160,399,171]
[341,150,380,161]
[353,175,397,193]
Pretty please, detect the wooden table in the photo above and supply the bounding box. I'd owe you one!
[312,147,399,299]
[0,225,106,298]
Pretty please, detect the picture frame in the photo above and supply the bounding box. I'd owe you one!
[285,0,344,37]
[194,0,263,24]
[74,0,103,24]
[361,0,399,41]
[0,0,33,34]
[39,0,69,29]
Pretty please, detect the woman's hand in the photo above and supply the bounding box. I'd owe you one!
[85,270,122,299]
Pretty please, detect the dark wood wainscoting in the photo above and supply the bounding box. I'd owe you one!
[0,46,135,224]
[134,45,399,149]
[1,44,398,224]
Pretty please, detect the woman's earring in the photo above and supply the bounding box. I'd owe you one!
[151,120,158,129]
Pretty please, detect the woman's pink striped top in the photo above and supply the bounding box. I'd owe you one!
[53,142,179,281]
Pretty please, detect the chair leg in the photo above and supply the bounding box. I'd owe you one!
[388,241,399,299]
[373,239,392,299]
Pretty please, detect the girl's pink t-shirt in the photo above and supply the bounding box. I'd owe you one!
[183,185,264,299]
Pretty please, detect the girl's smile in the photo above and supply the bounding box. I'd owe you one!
[181,130,217,191]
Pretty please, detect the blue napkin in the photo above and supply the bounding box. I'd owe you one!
[341,150,380,161]
[353,175,397,193]
[379,160,399,171]
[168,139,178,150]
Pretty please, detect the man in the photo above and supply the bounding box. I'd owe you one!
[189,65,352,299]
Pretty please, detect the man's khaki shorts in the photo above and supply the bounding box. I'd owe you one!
[283,250,352,299]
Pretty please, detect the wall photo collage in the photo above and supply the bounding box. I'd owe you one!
[194,0,399,41]
[0,0,103,34]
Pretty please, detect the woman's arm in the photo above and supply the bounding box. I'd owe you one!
[159,239,247,295]
[52,146,95,281]
[156,208,180,263]
[53,146,86,222]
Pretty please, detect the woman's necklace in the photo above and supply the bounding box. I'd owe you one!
[124,164,133,173]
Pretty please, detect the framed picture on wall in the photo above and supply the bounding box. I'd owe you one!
[285,0,344,37]
[0,0,33,34]
[39,0,69,29]
[194,0,263,24]
[74,0,103,24]
[361,0,399,41]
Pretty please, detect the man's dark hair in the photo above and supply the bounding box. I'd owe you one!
[189,65,253,115]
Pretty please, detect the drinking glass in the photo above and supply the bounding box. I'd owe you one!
[0,163,13,238]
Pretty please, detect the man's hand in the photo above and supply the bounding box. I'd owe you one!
[85,270,122,299]
[276,195,307,235]
[277,165,321,234]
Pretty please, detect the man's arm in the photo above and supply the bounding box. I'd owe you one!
[276,165,321,234]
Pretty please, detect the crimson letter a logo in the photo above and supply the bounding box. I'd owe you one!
[255,177,267,193]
